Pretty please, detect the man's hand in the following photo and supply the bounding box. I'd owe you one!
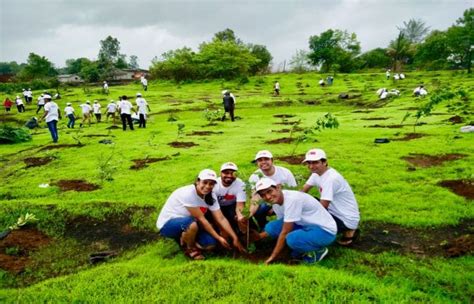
[217,236,231,250]
[232,238,246,253]
[264,256,275,265]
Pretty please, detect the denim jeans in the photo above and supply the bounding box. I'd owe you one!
[46,120,58,142]
[67,114,75,128]
[159,216,217,247]
[265,218,336,256]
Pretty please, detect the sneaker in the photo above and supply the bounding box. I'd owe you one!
[302,248,328,264]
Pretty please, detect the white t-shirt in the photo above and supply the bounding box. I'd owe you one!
[213,177,247,207]
[156,184,220,230]
[44,101,59,122]
[119,100,133,114]
[141,78,148,85]
[37,97,44,105]
[135,98,148,114]
[16,98,23,105]
[92,103,101,114]
[26,90,32,98]
[275,82,280,90]
[106,103,117,113]
[305,168,360,229]
[64,106,75,115]
[419,88,428,96]
[249,166,297,189]
[376,88,385,96]
[380,91,388,99]
[103,83,108,89]
[413,87,421,94]
[272,190,337,235]
[80,104,92,115]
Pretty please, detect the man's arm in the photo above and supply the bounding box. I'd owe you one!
[186,207,231,249]
[319,199,330,209]
[212,209,245,252]
[265,221,294,265]
[301,184,312,193]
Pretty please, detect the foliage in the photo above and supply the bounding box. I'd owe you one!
[176,123,185,138]
[65,58,92,75]
[308,29,361,72]
[357,48,391,69]
[129,55,139,69]
[202,108,222,123]
[387,32,414,72]
[414,31,450,70]
[248,44,273,74]
[0,125,32,144]
[291,113,339,155]
[167,113,179,122]
[98,36,128,79]
[0,61,24,75]
[8,213,38,230]
[445,8,474,73]
[397,18,430,43]
[289,49,312,73]
[97,148,118,184]
[150,48,198,82]
[16,53,57,81]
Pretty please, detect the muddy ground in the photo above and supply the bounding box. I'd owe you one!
[439,179,474,200]
[130,157,171,170]
[24,156,56,168]
[168,141,198,148]
[402,153,467,168]
[391,133,426,141]
[53,179,100,192]
[38,144,84,152]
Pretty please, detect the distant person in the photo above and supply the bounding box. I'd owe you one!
[274,81,280,96]
[41,94,60,143]
[393,73,400,80]
[141,76,148,91]
[253,177,337,264]
[105,100,118,124]
[79,100,92,127]
[379,88,388,100]
[93,100,102,123]
[301,148,360,246]
[135,93,151,128]
[221,91,235,122]
[388,89,400,97]
[103,81,109,94]
[326,76,334,86]
[24,117,39,129]
[118,95,134,131]
[157,169,245,260]
[319,79,326,87]
[26,88,33,104]
[399,73,405,80]
[15,96,25,113]
[3,97,13,112]
[64,102,75,128]
[22,89,28,104]
[386,69,390,80]
[36,94,45,114]
[413,85,428,97]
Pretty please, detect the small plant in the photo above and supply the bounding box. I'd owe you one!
[177,123,185,138]
[290,113,339,155]
[5,246,20,256]
[0,125,32,144]
[71,128,83,145]
[97,147,117,183]
[202,108,222,124]
[9,213,38,230]
[167,113,179,122]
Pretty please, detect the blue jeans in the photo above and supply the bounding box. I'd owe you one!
[46,120,58,142]
[67,114,75,128]
[159,216,217,248]
[265,219,336,256]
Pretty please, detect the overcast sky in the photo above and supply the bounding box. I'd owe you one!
[0,0,471,70]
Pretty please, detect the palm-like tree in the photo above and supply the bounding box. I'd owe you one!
[386,32,413,72]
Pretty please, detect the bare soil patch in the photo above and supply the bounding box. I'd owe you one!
[130,157,171,170]
[360,117,390,121]
[448,115,463,124]
[402,153,467,167]
[265,137,294,144]
[273,121,300,125]
[24,156,55,168]
[275,154,305,165]
[83,134,115,138]
[352,110,373,113]
[106,125,121,130]
[53,179,100,192]
[304,100,321,105]
[38,144,84,151]
[438,179,474,200]
[368,124,404,128]
[168,141,198,148]
[189,131,223,136]
[273,114,295,118]
[263,101,293,107]
[0,228,51,273]
[391,133,426,141]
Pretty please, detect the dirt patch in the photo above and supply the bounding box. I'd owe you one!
[445,235,474,257]
[0,228,51,273]
[448,115,463,124]
[438,180,474,200]
[53,180,100,192]
[273,121,300,125]
[263,101,293,107]
[189,131,223,136]
[368,124,404,128]
[391,133,426,141]
[304,100,320,105]
[265,137,294,144]
[83,134,115,138]
[38,144,84,151]
[106,125,121,130]
[401,107,419,111]
[352,110,373,113]
[402,153,467,167]
[24,156,55,168]
[168,141,198,148]
[360,117,390,121]
[130,157,171,170]
[273,114,295,118]
[275,154,305,165]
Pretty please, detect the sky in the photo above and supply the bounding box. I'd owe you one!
[0,0,472,71]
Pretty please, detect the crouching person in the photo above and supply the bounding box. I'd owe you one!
[255,178,337,265]
[157,169,245,260]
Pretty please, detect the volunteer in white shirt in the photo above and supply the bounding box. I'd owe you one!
[105,100,118,124]
[79,101,92,127]
[301,148,360,246]
[118,95,134,131]
[36,94,45,114]
[255,178,337,265]
[41,94,60,143]
[274,81,280,96]
[64,102,75,128]
[157,169,245,260]
[141,76,148,91]
[135,93,151,128]
[93,100,102,123]
[15,96,25,113]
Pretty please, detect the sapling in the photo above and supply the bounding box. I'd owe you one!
[202,108,222,124]
[177,123,185,138]
[0,213,38,239]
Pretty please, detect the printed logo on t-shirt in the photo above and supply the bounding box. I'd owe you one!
[217,193,236,206]
[199,207,208,214]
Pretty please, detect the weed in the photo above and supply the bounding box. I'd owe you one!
[97,146,118,183]
[177,123,185,138]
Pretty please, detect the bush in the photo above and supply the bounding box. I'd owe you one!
[0,125,32,144]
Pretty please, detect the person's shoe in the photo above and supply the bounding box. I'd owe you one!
[302,248,328,264]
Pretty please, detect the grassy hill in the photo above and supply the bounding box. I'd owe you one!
[0,71,473,302]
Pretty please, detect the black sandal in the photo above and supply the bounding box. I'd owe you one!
[337,229,360,246]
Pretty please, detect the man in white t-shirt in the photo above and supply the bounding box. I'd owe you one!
[26,88,33,104]
[248,150,297,229]
[254,178,337,264]
[141,76,148,91]
[386,69,390,80]
[15,96,25,113]
[157,169,245,260]
[413,85,428,97]
[103,81,109,94]
[36,94,45,114]
[105,100,117,124]
[213,162,247,234]
[41,94,60,143]
[79,101,92,127]
[64,102,75,128]
[301,148,360,246]
[118,95,135,131]
[92,100,102,123]
[135,93,151,128]
[274,81,280,96]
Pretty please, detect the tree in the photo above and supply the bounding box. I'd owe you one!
[97,36,127,78]
[17,53,57,80]
[65,58,92,74]
[398,19,430,43]
[308,29,361,72]
[357,48,391,69]
[213,28,242,44]
[248,44,272,74]
[150,47,198,81]
[446,8,474,73]
[129,55,139,69]
[387,32,414,72]
[414,31,450,70]
[289,49,312,73]
[0,61,23,75]
[79,61,100,82]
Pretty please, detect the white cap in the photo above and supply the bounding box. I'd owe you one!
[255,177,277,192]
[136,92,142,96]
[67,102,72,106]
[254,150,273,160]
[222,90,229,95]
[86,100,90,104]
[302,148,327,163]
[198,169,218,182]
[43,94,52,99]
[94,100,98,103]
[220,162,238,172]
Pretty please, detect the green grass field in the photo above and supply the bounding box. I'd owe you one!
[0,71,473,302]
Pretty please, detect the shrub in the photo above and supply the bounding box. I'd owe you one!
[0,125,32,144]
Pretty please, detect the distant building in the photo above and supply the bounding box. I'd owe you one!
[58,74,84,83]
[111,69,149,81]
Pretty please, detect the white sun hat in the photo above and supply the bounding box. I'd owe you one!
[220,162,238,172]
[302,148,327,163]
[254,150,273,160]
[198,169,218,182]
[255,177,277,192]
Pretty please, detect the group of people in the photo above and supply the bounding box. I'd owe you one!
[157,148,360,265]
[385,70,406,80]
